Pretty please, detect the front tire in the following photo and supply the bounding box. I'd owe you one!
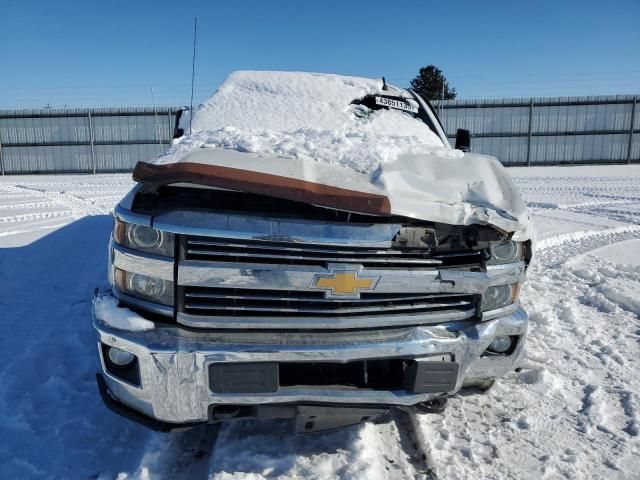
[462,378,496,392]
[475,378,496,391]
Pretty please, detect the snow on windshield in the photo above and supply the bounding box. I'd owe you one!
[157,71,460,174]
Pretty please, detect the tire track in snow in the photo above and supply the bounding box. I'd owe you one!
[201,416,419,480]
[535,227,640,267]
[0,179,132,240]
[13,185,103,217]
[0,201,56,211]
[527,198,633,211]
[120,425,221,480]
[0,221,71,239]
[0,210,74,223]
[393,410,439,480]
[0,184,87,238]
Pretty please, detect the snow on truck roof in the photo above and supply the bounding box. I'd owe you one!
[160,70,458,173]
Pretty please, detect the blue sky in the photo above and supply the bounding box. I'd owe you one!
[1,0,639,108]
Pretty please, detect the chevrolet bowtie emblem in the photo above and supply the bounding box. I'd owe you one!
[312,271,379,297]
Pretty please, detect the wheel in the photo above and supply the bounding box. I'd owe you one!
[461,378,496,392]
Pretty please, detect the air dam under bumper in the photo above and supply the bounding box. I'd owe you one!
[93,294,527,425]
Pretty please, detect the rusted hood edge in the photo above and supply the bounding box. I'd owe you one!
[132,160,392,217]
[132,150,535,245]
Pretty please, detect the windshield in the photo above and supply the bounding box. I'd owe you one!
[350,94,441,138]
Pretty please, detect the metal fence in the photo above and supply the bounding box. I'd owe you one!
[0,107,182,174]
[433,94,639,166]
[1,94,639,174]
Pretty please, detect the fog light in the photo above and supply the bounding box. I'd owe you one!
[107,346,135,367]
[488,336,514,354]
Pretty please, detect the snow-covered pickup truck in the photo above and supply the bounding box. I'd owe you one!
[93,71,534,432]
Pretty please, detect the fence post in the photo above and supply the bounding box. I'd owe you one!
[628,97,636,164]
[0,130,4,175]
[88,110,96,174]
[167,109,173,151]
[526,98,534,166]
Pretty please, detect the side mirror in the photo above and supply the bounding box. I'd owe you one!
[455,129,471,152]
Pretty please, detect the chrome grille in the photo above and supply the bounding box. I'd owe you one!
[179,234,483,328]
[181,286,476,318]
[184,236,482,268]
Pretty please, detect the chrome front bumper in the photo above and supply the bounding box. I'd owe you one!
[93,293,528,424]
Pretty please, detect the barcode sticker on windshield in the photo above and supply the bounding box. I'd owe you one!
[375,96,418,113]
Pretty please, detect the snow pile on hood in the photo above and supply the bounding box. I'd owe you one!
[158,70,459,173]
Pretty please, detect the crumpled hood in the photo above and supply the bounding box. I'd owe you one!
[373,152,534,242]
[133,148,534,243]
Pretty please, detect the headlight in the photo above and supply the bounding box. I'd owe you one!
[114,219,174,257]
[487,240,523,265]
[481,283,520,312]
[114,268,174,306]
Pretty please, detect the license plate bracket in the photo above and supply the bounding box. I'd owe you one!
[209,362,279,393]
[403,361,459,394]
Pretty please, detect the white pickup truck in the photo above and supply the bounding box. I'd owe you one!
[93,71,533,432]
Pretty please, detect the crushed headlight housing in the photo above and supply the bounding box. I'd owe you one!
[481,283,520,312]
[114,219,174,257]
[114,268,174,306]
[487,240,523,265]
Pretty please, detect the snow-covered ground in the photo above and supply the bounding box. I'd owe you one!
[1,165,639,479]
